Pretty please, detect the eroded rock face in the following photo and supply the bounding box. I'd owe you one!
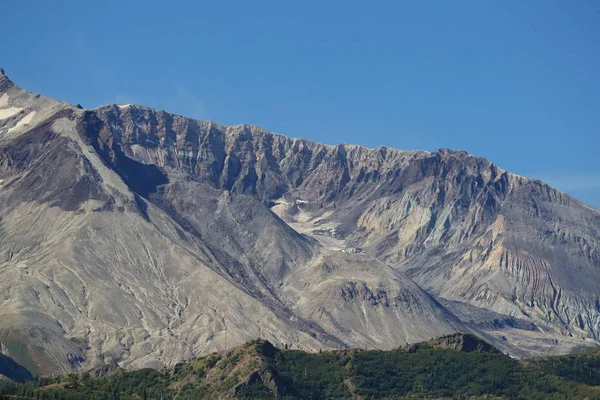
[0,69,599,375]
[93,102,600,343]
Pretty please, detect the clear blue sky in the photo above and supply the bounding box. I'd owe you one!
[2,1,599,207]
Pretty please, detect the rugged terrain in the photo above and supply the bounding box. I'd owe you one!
[0,68,599,375]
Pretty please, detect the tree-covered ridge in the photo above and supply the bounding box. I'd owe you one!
[530,347,600,387]
[1,334,600,399]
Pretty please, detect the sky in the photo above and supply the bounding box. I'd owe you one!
[2,1,599,207]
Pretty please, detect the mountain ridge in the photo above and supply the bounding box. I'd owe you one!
[4,67,594,209]
[0,69,599,376]
[4,334,600,399]
[85,103,592,214]
[90,94,600,341]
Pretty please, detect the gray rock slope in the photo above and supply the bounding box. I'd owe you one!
[0,69,598,374]
[93,99,600,342]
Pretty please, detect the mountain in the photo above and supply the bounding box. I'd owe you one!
[0,68,598,375]
[4,336,600,399]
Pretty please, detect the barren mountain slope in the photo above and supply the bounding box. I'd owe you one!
[93,93,600,348]
[0,70,471,375]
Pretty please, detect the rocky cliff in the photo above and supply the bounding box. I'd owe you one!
[94,101,600,342]
[0,69,598,375]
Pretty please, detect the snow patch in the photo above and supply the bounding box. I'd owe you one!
[0,107,23,120]
[8,111,36,133]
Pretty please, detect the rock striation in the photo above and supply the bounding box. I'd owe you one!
[0,69,599,375]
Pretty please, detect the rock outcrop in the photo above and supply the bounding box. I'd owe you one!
[424,333,499,353]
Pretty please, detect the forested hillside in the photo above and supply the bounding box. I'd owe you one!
[2,334,600,399]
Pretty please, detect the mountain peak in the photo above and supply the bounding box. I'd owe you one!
[0,68,15,93]
[0,76,599,377]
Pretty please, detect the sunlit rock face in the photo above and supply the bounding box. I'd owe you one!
[0,69,598,375]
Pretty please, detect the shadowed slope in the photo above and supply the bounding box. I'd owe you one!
[0,71,471,375]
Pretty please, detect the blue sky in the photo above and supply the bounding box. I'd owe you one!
[2,1,599,207]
